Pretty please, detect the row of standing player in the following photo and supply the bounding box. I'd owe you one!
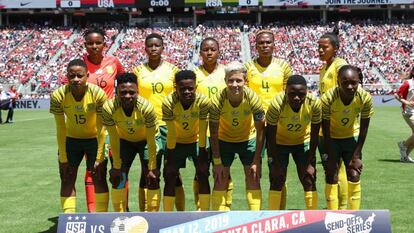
[50,28,373,212]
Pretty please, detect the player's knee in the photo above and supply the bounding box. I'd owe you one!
[269,172,286,190]
[347,169,360,182]
[325,172,338,184]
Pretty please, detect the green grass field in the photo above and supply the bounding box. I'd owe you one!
[0,106,412,233]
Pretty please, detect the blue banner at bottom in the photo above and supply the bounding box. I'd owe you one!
[58,210,390,233]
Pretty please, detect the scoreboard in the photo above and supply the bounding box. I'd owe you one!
[57,0,135,8]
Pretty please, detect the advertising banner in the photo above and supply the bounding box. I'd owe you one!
[57,0,135,8]
[14,99,50,110]
[57,210,391,233]
[0,0,56,8]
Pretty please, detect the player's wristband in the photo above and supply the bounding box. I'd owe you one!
[213,157,222,165]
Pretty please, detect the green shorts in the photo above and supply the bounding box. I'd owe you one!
[219,138,256,167]
[120,136,163,169]
[157,125,167,169]
[66,137,97,170]
[269,143,309,168]
[166,142,198,169]
[331,137,359,165]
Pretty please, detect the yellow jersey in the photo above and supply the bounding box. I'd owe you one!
[321,86,374,139]
[50,83,106,139]
[319,57,347,95]
[210,87,264,143]
[194,64,226,99]
[102,96,158,142]
[162,92,209,145]
[245,58,293,111]
[266,92,321,145]
[133,61,179,126]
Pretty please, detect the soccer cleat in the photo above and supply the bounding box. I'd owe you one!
[401,156,414,163]
[398,141,408,160]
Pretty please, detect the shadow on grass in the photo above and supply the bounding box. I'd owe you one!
[378,159,404,163]
[38,216,58,233]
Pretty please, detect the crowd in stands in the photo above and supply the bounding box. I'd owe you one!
[0,20,413,97]
[114,27,194,71]
[194,25,243,65]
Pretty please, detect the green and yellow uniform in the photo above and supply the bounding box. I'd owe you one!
[321,86,374,210]
[102,96,159,212]
[210,87,264,211]
[266,92,321,210]
[210,87,264,165]
[245,58,292,111]
[319,56,348,209]
[133,61,180,210]
[195,64,226,99]
[50,83,107,213]
[162,92,210,211]
[133,61,179,127]
[194,64,232,210]
[245,58,292,209]
[319,57,347,95]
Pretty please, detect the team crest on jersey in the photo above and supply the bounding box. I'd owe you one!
[191,112,199,118]
[327,73,333,80]
[126,120,133,127]
[87,104,95,111]
[343,109,350,114]
[136,119,144,125]
[354,107,361,114]
[106,66,114,74]
[291,115,300,122]
[75,105,83,112]
[243,110,250,116]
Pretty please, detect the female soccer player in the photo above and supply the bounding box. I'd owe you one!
[210,61,265,211]
[245,29,293,210]
[83,28,125,212]
[50,59,108,213]
[321,65,373,210]
[266,75,321,210]
[162,70,210,211]
[193,37,232,210]
[102,73,160,212]
[133,33,181,211]
[318,30,349,210]
[395,67,414,163]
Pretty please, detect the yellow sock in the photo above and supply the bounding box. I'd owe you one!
[348,181,361,210]
[246,189,261,210]
[147,189,160,212]
[139,187,147,211]
[193,180,199,210]
[111,188,126,212]
[61,196,76,213]
[95,192,109,212]
[175,185,185,211]
[225,179,233,210]
[163,196,175,211]
[280,184,288,210]
[312,191,318,210]
[304,191,318,210]
[338,162,348,210]
[268,190,282,210]
[325,184,339,210]
[212,190,227,211]
[198,194,210,211]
